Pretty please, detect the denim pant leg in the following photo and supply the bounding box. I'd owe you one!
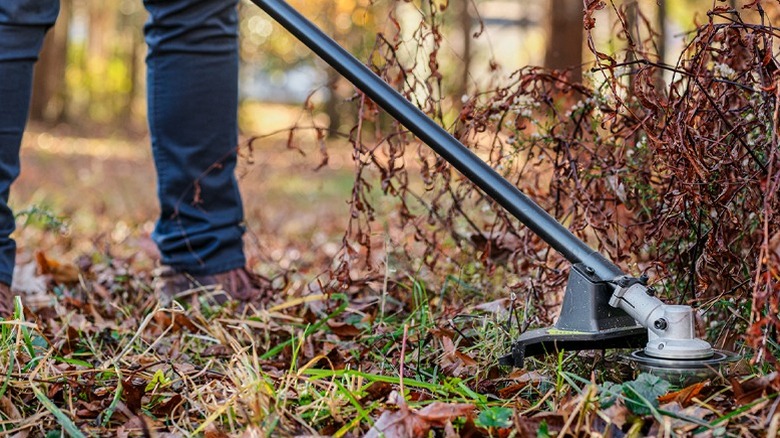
[0,1,60,285]
[144,0,245,275]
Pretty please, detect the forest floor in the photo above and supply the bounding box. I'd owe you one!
[0,124,777,437]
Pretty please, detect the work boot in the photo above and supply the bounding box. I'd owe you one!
[0,283,12,319]
[154,266,273,311]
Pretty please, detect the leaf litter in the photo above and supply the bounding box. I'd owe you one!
[0,245,775,436]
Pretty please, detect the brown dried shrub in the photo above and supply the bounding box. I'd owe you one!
[336,1,779,368]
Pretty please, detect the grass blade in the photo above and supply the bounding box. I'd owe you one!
[31,381,86,438]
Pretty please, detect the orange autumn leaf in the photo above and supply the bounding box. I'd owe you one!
[657,381,708,407]
[35,250,80,284]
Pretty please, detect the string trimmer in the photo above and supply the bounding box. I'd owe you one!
[250,0,736,380]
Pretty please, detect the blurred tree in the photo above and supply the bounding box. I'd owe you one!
[456,0,473,109]
[31,0,71,122]
[239,0,385,134]
[322,0,341,138]
[657,0,666,64]
[544,0,583,83]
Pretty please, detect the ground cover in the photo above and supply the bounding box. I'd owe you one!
[0,128,777,437]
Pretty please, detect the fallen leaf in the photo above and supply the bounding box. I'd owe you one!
[657,381,708,407]
[314,347,348,370]
[361,381,393,404]
[239,428,266,438]
[117,415,162,438]
[35,251,80,284]
[731,372,777,405]
[75,400,105,419]
[153,310,199,333]
[439,335,478,377]
[326,320,361,338]
[0,396,22,424]
[365,390,474,438]
[11,261,47,295]
[202,344,233,357]
[660,401,714,433]
[497,382,529,399]
[122,377,147,414]
[204,423,230,438]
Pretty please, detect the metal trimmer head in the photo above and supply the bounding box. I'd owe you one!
[627,349,739,386]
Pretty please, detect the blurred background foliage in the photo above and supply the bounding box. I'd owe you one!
[29,0,753,137]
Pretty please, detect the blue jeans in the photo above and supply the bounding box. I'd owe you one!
[0,0,246,285]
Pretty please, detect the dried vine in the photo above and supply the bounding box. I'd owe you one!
[332,0,779,369]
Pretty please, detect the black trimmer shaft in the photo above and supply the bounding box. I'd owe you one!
[250,0,625,282]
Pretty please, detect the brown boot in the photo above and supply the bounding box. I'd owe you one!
[0,283,13,318]
[154,266,274,310]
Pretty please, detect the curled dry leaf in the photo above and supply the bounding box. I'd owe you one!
[439,335,478,377]
[657,381,708,407]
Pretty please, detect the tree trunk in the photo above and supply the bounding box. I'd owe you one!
[656,0,666,64]
[30,0,70,122]
[544,0,583,83]
[655,0,666,91]
[456,0,472,110]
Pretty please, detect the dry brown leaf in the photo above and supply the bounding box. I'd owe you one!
[121,377,147,414]
[361,381,394,404]
[75,400,105,419]
[439,335,478,377]
[326,320,362,338]
[660,401,714,433]
[153,310,199,333]
[0,396,23,435]
[239,428,266,438]
[152,394,183,417]
[202,344,233,357]
[204,423,230,438]
[497,382,529,399]
[365,390,474,438]
[731,372,777,406]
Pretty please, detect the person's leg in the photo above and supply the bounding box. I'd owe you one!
[0,1,60,316]
[143,0,246,276]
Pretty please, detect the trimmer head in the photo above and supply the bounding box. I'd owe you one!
[628,349,738,386]
[498,265,737,383]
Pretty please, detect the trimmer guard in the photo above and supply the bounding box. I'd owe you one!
[499,325,647,367]
[499,264,648,367]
